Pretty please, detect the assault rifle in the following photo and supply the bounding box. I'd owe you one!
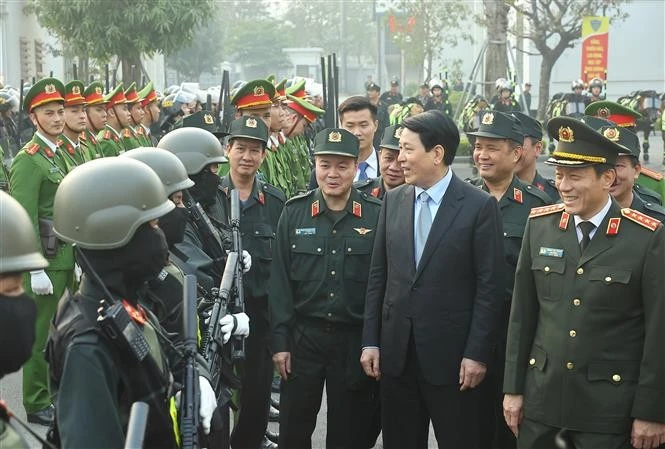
[179,275,200,449]
[183,190,227,282]
[228,189,246,360]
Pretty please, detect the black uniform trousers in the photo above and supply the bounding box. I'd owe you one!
[231,296,274,449]
[381,333,480,449]
[278,319,378,449]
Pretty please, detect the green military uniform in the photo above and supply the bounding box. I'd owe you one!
[0,144,9,191]
[122,82,146,150]
[354,124,404,201]
[8,78,75,415]
[80,81,107,160]
[354,177,385,199]
[270,128,382,448]
[58,80,91,167]
[97,84,129,157]
[505,116,665,448]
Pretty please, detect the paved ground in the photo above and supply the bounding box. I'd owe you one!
[2,132,663,448]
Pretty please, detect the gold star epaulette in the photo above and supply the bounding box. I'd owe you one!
[529,203,565,218]
[621,208,661,231]
[25,143,40,155]
[639,167,664,181]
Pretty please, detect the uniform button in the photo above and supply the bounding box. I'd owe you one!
[347,247,352,252]
[566,362,574,370]
[612,374,621,382]
[317,248,322,252]
[255,231,259,235]
[573,298,581,306]
[577,268,584,275]
[503,232,507,237]
[529,358,536,366]
[292,244,296,249]
[331,270,336,276]
[327,313,332,317]
[332,230,337,234]
[544,266,550,272]
[331,250,336,254]
[569,330,577,337]
[329,292,334,297]
[604,276,612,282]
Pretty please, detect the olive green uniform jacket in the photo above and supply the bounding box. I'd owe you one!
[97,124,127,157]
[504,200,665,433]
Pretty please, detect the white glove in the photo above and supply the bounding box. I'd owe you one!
[219,312,250,344]
[199,376,217,435]
[241,250,252,274]
[30,270,54,295]
[74,263,82,283]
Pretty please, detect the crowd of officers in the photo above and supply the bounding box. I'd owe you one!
[0,71,664,449]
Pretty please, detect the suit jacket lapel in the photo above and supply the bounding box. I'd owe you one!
[578,202,620,266]
[414,175,464,280]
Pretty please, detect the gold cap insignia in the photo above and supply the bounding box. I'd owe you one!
[253,86,265,96]
[162,99,174,108]
[597,107,611,118]
[204,113,214,125]
[72,86,81,95]
[44,84,56,94]
[328,131,342,142]
[481,112,494,125]
[246,117,258,128]
[394,127,403,139]
[603,127,620,141]
[558,126,574,142]
[95,87,102,95]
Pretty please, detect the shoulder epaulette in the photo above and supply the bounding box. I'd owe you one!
[529,203,565,218]
[524,184,552,205]
[286,190,314,205]
[621,208,661,231]
[25,143,40,155]
[643,201,665,217]
[123,129,131,138]
[640,167,664,181]
[353,178,373,189]
[360,191,382,206]
[103,130,111,139]
[547,179,556,187]
[262,182,286,202]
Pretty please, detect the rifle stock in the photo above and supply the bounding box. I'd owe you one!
[183,190,227,281]
[124,402,149,449]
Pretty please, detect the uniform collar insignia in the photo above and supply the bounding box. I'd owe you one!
[311,200,320,217]
[352,201,362,218]
[371,187,381,198]
[606,217,620,235]
[559,212,570,230]
[513,187,523,204]
[258,191,265,205]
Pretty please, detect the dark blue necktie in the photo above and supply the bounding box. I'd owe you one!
[358,161,369,180]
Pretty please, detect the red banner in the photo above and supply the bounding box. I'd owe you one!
[581,16,609,82]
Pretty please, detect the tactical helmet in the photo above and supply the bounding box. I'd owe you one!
[157,127,227,175]
[495,78,507,91]
[428,78,443,91]
[161,90,196,116]
[498,79,514,92]
[571,79,585,90]
[119,147,195,196]
[53,158,174,250]
[589,78,603,90]
[0,191,48,273]
[0,91,19,113]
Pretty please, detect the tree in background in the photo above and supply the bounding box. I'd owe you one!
[29,0,213,85]
[166,14,225,82]
[386,0,472,83]
[509,0,629,119]
[482,0,510,99]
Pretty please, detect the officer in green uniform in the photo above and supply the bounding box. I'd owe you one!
[97,84,130,157]
[503,117,665,449]
[138,81,160,145]
[585,100,665,204]
[213,116,285,449]
[59,80,90,167]
[466,110,551,449]
[47,157,218,447]
[0,191,49,448]
[81,81,107,160]
[513,111,559,202]
[270,128,382,448]
[9,77,75,425]
[124,82,148,148]
[354,124,405,200]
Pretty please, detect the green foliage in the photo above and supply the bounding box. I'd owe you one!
[166,15,225,80]
[29,0,213,62]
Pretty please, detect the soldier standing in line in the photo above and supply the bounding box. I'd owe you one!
[466,110,551,449]
[9,77,75,426]
[270,128,382,448]
[380,77,403,107]
[354,124,406,200]
[138,81,160,145]
[97,84,130,157]
[503,117,665,449]
[122,82,145,150]
[59,80,90,167]
[80,81,107,160]
[512,112,559,202]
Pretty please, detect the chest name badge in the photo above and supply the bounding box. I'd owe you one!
[539,247,564,258]
[49,167,60,173]
[295,228,316,236]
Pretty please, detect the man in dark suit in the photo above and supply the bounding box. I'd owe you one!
[361,110,506,448]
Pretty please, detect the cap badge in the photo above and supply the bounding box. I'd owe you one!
[597,107,611,118]
[602,127,620,141]
[558,126,574,142]
[246,117,258,128]
[328,131,342,143]
[204,113,214,125]
[394,127,403,139]
[253,86,265,97]
[44,84,56,94]
[72,85,81,95]
[95,87,102,95]
[481,112,494,125]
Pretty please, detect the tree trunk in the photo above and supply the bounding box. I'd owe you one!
[537,54,554,121]
[120,54,143,86]
[483,0,509,98]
